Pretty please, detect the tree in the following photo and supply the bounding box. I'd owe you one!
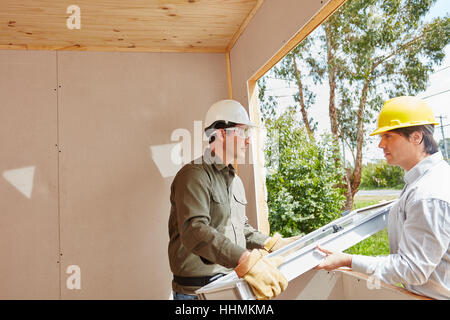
[271,39,318,136]
[267,0,450,210]
[264,107,345,236]
[360,160,405,189]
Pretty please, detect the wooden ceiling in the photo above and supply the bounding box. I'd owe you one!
[0,0,263,52]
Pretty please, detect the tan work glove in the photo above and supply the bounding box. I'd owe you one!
[263,233,302,253]
[234,249,287,300]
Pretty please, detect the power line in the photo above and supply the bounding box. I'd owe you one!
[265,76,296,82]
[434,65,450,73]
[421,89,450,99]
[272,94,296,98]
[265,87,297,91]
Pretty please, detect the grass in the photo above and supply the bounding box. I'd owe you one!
[344,228,390,255]
[343,195,397,256]
[352,195,398,210]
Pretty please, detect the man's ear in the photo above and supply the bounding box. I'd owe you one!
[409,130,423,145]
[218,128,226,140]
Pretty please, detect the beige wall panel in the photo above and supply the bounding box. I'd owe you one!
[276,269,345,300]
[0,50,60,299]
[276,269,421,300]
[340,270,420,300]
[57,51,228,299]
[229,0,332,230]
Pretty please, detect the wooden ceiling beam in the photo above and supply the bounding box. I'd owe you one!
[0,0,262,53]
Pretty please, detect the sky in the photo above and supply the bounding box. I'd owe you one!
[264,0,450,164]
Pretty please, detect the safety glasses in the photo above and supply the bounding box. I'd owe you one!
[225,126,252,139]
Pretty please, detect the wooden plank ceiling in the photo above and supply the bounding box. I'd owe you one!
[0,0,262,52]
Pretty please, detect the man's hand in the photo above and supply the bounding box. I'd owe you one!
[264,233,302,252]
[235,249,287,300]
[314,245,352,271]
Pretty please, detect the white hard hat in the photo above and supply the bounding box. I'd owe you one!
[204,99,255,130]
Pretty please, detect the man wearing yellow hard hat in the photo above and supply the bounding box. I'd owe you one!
[315,96,450,299]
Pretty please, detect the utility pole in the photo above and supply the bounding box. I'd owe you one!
[439,115,448,160]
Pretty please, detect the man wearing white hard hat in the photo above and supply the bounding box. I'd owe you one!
[168,99,298,300]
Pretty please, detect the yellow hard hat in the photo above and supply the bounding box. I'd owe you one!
[370,96,439,136]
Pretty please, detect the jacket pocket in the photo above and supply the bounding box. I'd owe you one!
[233,193,247,205]
[232,193,247,226]
[211,192,225,204]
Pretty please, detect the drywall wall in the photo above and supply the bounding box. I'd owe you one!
[0,50,228,299]
[0,50,60,299]
[57,51,228,299]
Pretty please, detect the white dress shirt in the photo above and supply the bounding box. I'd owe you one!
[351,152,450,299]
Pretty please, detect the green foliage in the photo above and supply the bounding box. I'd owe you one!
[265,107,346,236]
[360,160,405,189]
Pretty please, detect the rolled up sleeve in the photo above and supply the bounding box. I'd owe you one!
[243,222,269,249]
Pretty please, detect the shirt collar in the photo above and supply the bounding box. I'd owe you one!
[203,148,233,172]
[404,152,443,185]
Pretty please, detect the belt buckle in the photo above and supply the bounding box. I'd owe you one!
[208,273,224,284]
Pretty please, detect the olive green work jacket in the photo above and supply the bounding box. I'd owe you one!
[168,149,268,294]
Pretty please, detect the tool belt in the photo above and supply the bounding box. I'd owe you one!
[173,273,225,287]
